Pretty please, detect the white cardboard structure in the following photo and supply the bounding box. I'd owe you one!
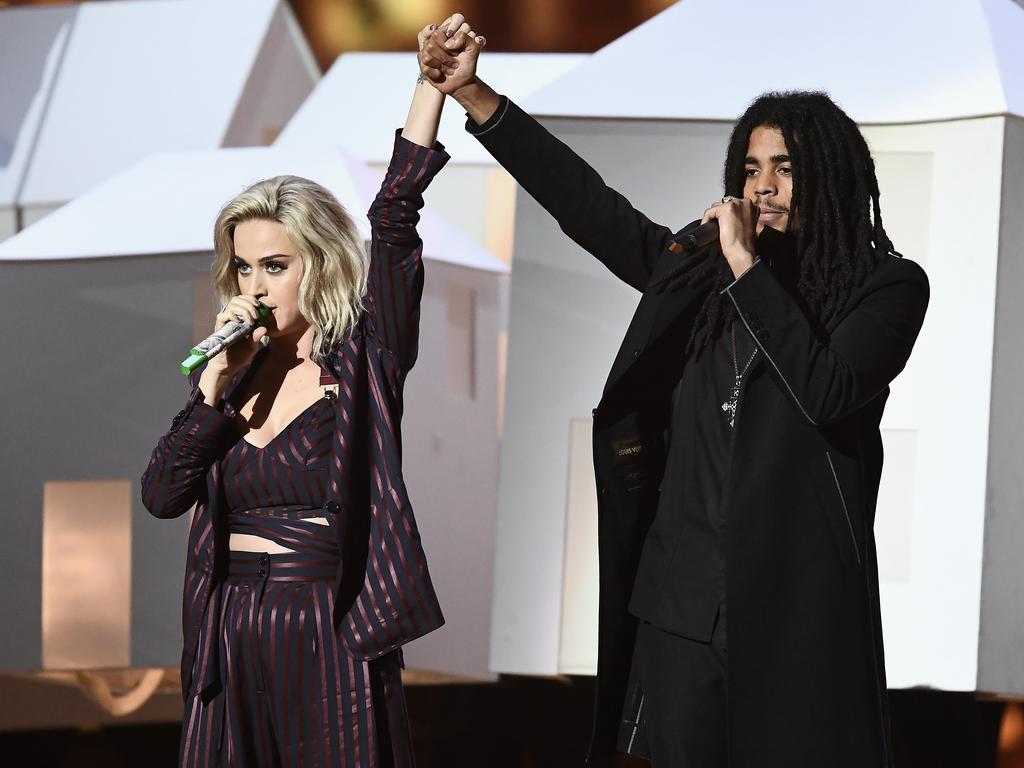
[0,147,507,682]
[489,0,1024,697]
[524,0,1024,123]
[0,4,75,240]
[278,52,586,164]
[0,0,317,239]
[277,52,586,264]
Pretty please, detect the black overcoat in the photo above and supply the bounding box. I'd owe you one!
[469,98,929,767]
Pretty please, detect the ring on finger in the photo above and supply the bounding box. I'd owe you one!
[721,195,734,204]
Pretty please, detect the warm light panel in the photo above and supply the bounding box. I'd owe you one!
[42,480,131,670]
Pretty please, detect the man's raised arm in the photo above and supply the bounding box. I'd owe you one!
[419,15,674,292]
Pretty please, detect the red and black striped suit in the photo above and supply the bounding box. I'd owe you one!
[142,133,448,766]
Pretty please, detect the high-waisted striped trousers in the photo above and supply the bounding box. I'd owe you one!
[180,551,414,768]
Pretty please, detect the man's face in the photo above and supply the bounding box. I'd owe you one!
[742,125,793,234]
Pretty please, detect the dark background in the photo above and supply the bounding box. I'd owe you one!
[0,680,1019,767]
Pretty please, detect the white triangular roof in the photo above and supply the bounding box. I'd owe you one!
[0,4,75,208]
[277,52,586,163]
[523,0,1024,123]
[15,0,317,208]
[0,145,507,274]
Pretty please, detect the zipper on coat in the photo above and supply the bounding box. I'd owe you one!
[627,694,646,753]
[826,451,862,566]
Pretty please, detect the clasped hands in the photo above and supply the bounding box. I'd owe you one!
[416,12,757,279]
[416,13,486,96]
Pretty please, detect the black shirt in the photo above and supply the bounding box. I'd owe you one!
[628,321,759,641]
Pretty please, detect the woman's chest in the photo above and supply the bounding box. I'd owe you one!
[233,364,328,449]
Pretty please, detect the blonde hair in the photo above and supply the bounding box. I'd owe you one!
[212,175,367,361]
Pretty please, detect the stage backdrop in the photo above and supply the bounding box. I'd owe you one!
[487,0,1024,697]
[276,51,586,266]
[0,145,508,682]
[0,0,317,241]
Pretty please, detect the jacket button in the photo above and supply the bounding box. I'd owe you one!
[258,554,269,566]
[599,486,609,496]
[591,408,598,418]
[325,500,340,514]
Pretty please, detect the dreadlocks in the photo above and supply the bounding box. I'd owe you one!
[664,91,897,354]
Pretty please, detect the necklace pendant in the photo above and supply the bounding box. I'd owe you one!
[720,399,736,428]
[722,324,757,430]
[721,378,742,428]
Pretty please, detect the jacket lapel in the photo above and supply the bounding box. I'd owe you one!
[602,246,714,397]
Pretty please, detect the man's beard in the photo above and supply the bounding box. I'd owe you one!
[759,201,790,215]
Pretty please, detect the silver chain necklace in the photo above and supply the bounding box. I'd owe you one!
[721,324,758,429]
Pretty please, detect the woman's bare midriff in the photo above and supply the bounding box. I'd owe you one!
[229,517,331,554]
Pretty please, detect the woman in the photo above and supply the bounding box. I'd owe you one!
[141,20,477,766]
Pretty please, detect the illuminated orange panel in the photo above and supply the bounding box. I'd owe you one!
[484,169,517,267]
[193,272,217,346]
[446,282,476,399]
[559,418,599,675]
[42,480,131,670]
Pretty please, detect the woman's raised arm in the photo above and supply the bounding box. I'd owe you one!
[364,22,457,372]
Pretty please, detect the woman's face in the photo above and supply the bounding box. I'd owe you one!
[232,218,307,337]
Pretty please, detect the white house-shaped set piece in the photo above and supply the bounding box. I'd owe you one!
[278,52,587,164]
[3,0,318,236]
[277,52,586,264]
[524,0,1024,122]
[488,0,1024,698]
[0,146,507,682]
[0,4,76,241]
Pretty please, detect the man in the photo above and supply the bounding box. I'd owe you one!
[420,15,929,768]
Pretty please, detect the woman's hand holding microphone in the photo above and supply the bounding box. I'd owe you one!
[197,294,276,405]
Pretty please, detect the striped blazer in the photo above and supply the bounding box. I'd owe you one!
[141,133,447,700]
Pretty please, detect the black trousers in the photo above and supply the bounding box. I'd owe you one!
[621,603,729,767]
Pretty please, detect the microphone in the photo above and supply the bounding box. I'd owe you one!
[180,303,272,375]
[652,220,723,293]
[667,220,720,254]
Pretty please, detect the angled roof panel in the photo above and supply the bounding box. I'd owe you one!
[982,0,1024,117]
[18,0,313,208]
[0,5,76,208]
[0,146,507,274]
[277,52,586,163]
[523,0,1021,123]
